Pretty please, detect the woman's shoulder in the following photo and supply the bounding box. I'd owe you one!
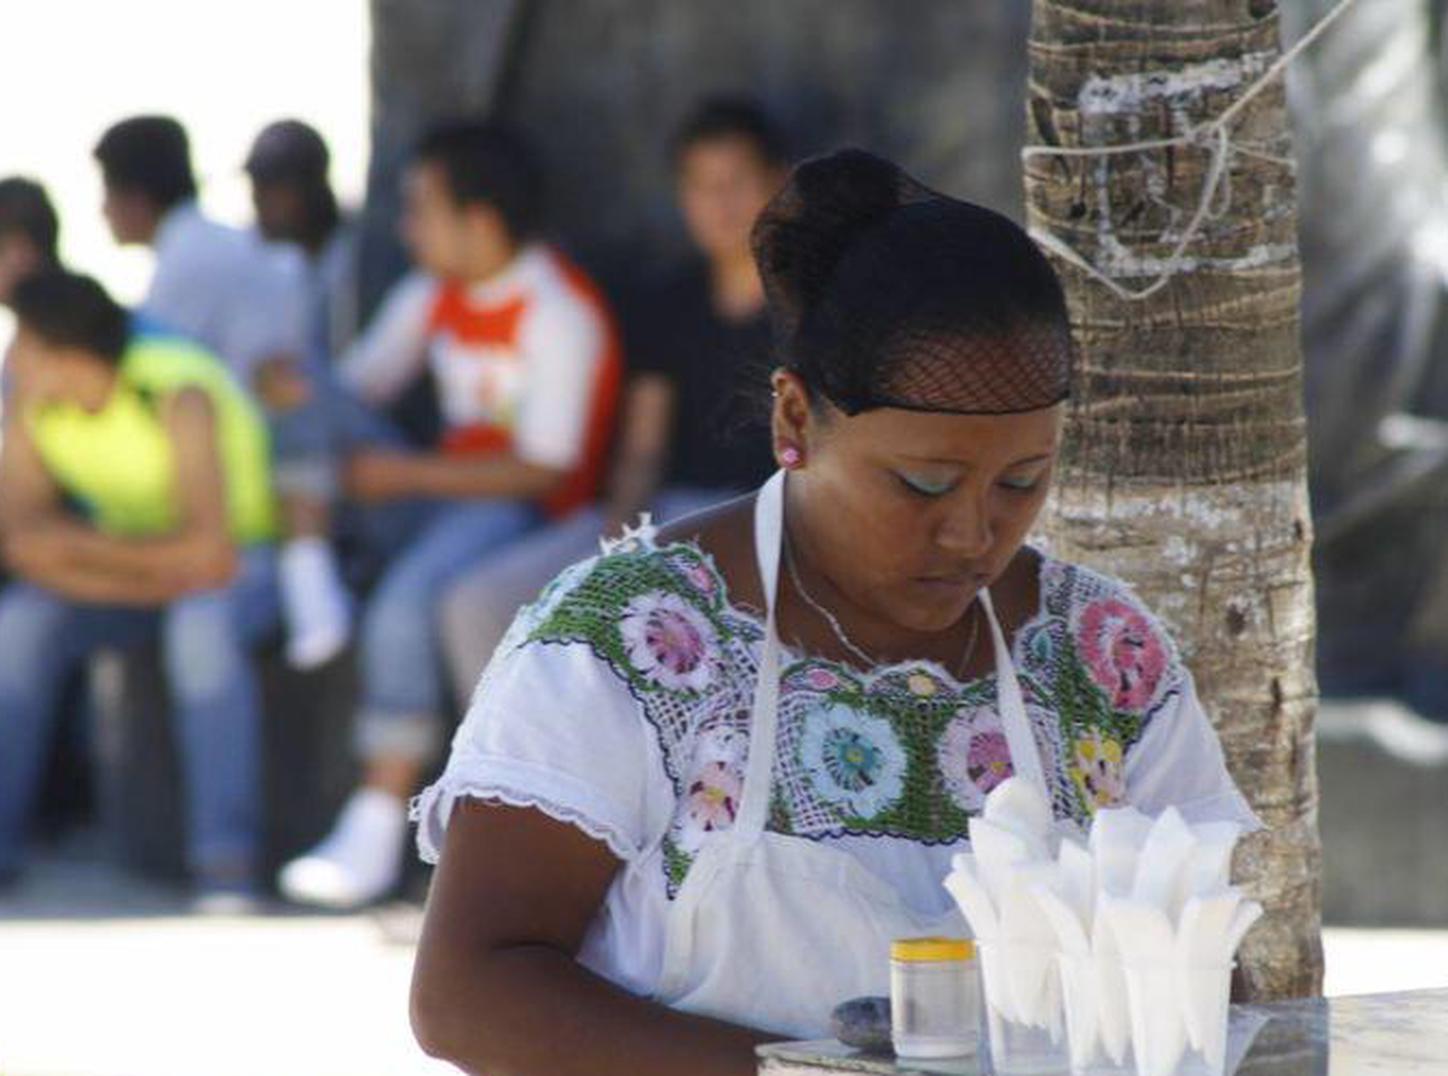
[1036,553,1172,633]
[537,497,756,619]
[506,502,764,696]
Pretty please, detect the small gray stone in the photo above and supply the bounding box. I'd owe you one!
[831,996,893,1054]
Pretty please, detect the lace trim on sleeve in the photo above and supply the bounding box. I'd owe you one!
[411,755,640,866]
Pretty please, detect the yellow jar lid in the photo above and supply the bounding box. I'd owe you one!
[891,937,975,962]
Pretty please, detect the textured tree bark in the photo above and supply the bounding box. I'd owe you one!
[1025,1,1322,1000]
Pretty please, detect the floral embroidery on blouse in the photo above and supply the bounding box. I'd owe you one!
[618,591,719,693]
[518,541,1185,896]
[676,727,746,853]
[938,705,1013,814]
[797,704,909,820]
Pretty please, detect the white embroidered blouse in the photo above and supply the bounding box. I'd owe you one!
[413,537,1257,999]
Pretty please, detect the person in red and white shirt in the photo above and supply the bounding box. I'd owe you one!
[279,120,621,909]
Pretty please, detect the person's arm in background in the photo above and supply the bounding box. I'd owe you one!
[348,296,601,504]
[411,800,771,1076]
[335,270,436,409]
[244,240,317,412]
[601,373,675,536]
[1,391,239,604]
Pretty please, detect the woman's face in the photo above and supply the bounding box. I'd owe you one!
[775,370,1063,635]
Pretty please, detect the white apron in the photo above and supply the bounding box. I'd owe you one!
[651,471,1053,1039]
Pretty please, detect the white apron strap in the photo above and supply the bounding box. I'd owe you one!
[977,587,1050,804]
[736,470,787,843]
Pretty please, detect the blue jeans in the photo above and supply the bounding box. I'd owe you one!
[0,547,279,877]
[355,500,540,762]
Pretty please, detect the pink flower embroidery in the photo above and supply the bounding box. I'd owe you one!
[684,563,717,595]
[806,667,842,692]
[686,761,742,833]
[939,707,1014,813]
[968,731,1013,794]
[1077,597,1168,713]
[674,727,747,852]
[619,592,717,692]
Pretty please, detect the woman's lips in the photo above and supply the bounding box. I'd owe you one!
[913,571,991,590]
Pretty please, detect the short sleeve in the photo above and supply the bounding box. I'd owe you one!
[142,240,217,350]
[337,271,436,405]
[145,229,307,377]
[513,296,607,470]
[1124,667,1262,832]
[412,631,669,865]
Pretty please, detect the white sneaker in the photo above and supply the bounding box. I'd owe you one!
[280,536,353,669]
[278,789,408,910]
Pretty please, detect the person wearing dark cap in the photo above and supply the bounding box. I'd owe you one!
[245,119,359,362]
[406,148,1258,1072]
[94,114,353,669]
[0,177,60,306]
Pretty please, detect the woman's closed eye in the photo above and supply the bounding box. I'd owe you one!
[998,474,1041,493]
[895,471,957,497]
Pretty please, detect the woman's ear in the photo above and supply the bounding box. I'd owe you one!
[770,368,815,469]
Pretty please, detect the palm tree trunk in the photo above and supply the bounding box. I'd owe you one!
[1025,1,1322,1000]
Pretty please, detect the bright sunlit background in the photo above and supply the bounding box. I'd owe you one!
[0,0,371,330]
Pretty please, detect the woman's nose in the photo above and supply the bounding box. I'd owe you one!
[936,495,994,559]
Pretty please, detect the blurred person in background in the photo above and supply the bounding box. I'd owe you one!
[245,119,359,363]
[245,119,414,580]
[0,270,277,907]
[0,177,60,307]
[278,118,621,910]
[438,95,787,703]
[94,115,351,669]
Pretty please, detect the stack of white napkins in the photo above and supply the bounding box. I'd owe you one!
[943,779,1264,1076]
[944,778,1067,1043]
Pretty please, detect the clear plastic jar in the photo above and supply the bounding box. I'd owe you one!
[890,936,980,1059]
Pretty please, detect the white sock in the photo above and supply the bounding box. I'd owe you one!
[280,536,352,669]
[278,788,409,909]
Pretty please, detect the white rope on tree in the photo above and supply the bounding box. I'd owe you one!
[1021,0,1362,302]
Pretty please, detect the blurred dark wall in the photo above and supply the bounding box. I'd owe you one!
[360,0,1031,310]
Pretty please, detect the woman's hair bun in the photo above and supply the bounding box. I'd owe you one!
[751,148,914,343]
[748,147,1074,417]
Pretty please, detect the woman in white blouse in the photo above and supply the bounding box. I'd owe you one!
[408,149,1257,1076]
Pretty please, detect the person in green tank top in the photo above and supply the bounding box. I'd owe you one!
[0,270,280,908]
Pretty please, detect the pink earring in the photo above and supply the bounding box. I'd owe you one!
[779,445,803,469]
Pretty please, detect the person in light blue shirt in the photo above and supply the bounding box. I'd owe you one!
[94,115,352,669]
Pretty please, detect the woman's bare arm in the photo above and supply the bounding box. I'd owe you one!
[410,799,774,1076]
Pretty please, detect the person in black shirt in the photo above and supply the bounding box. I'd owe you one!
[439,96,787,703]
[620,259,775,501]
